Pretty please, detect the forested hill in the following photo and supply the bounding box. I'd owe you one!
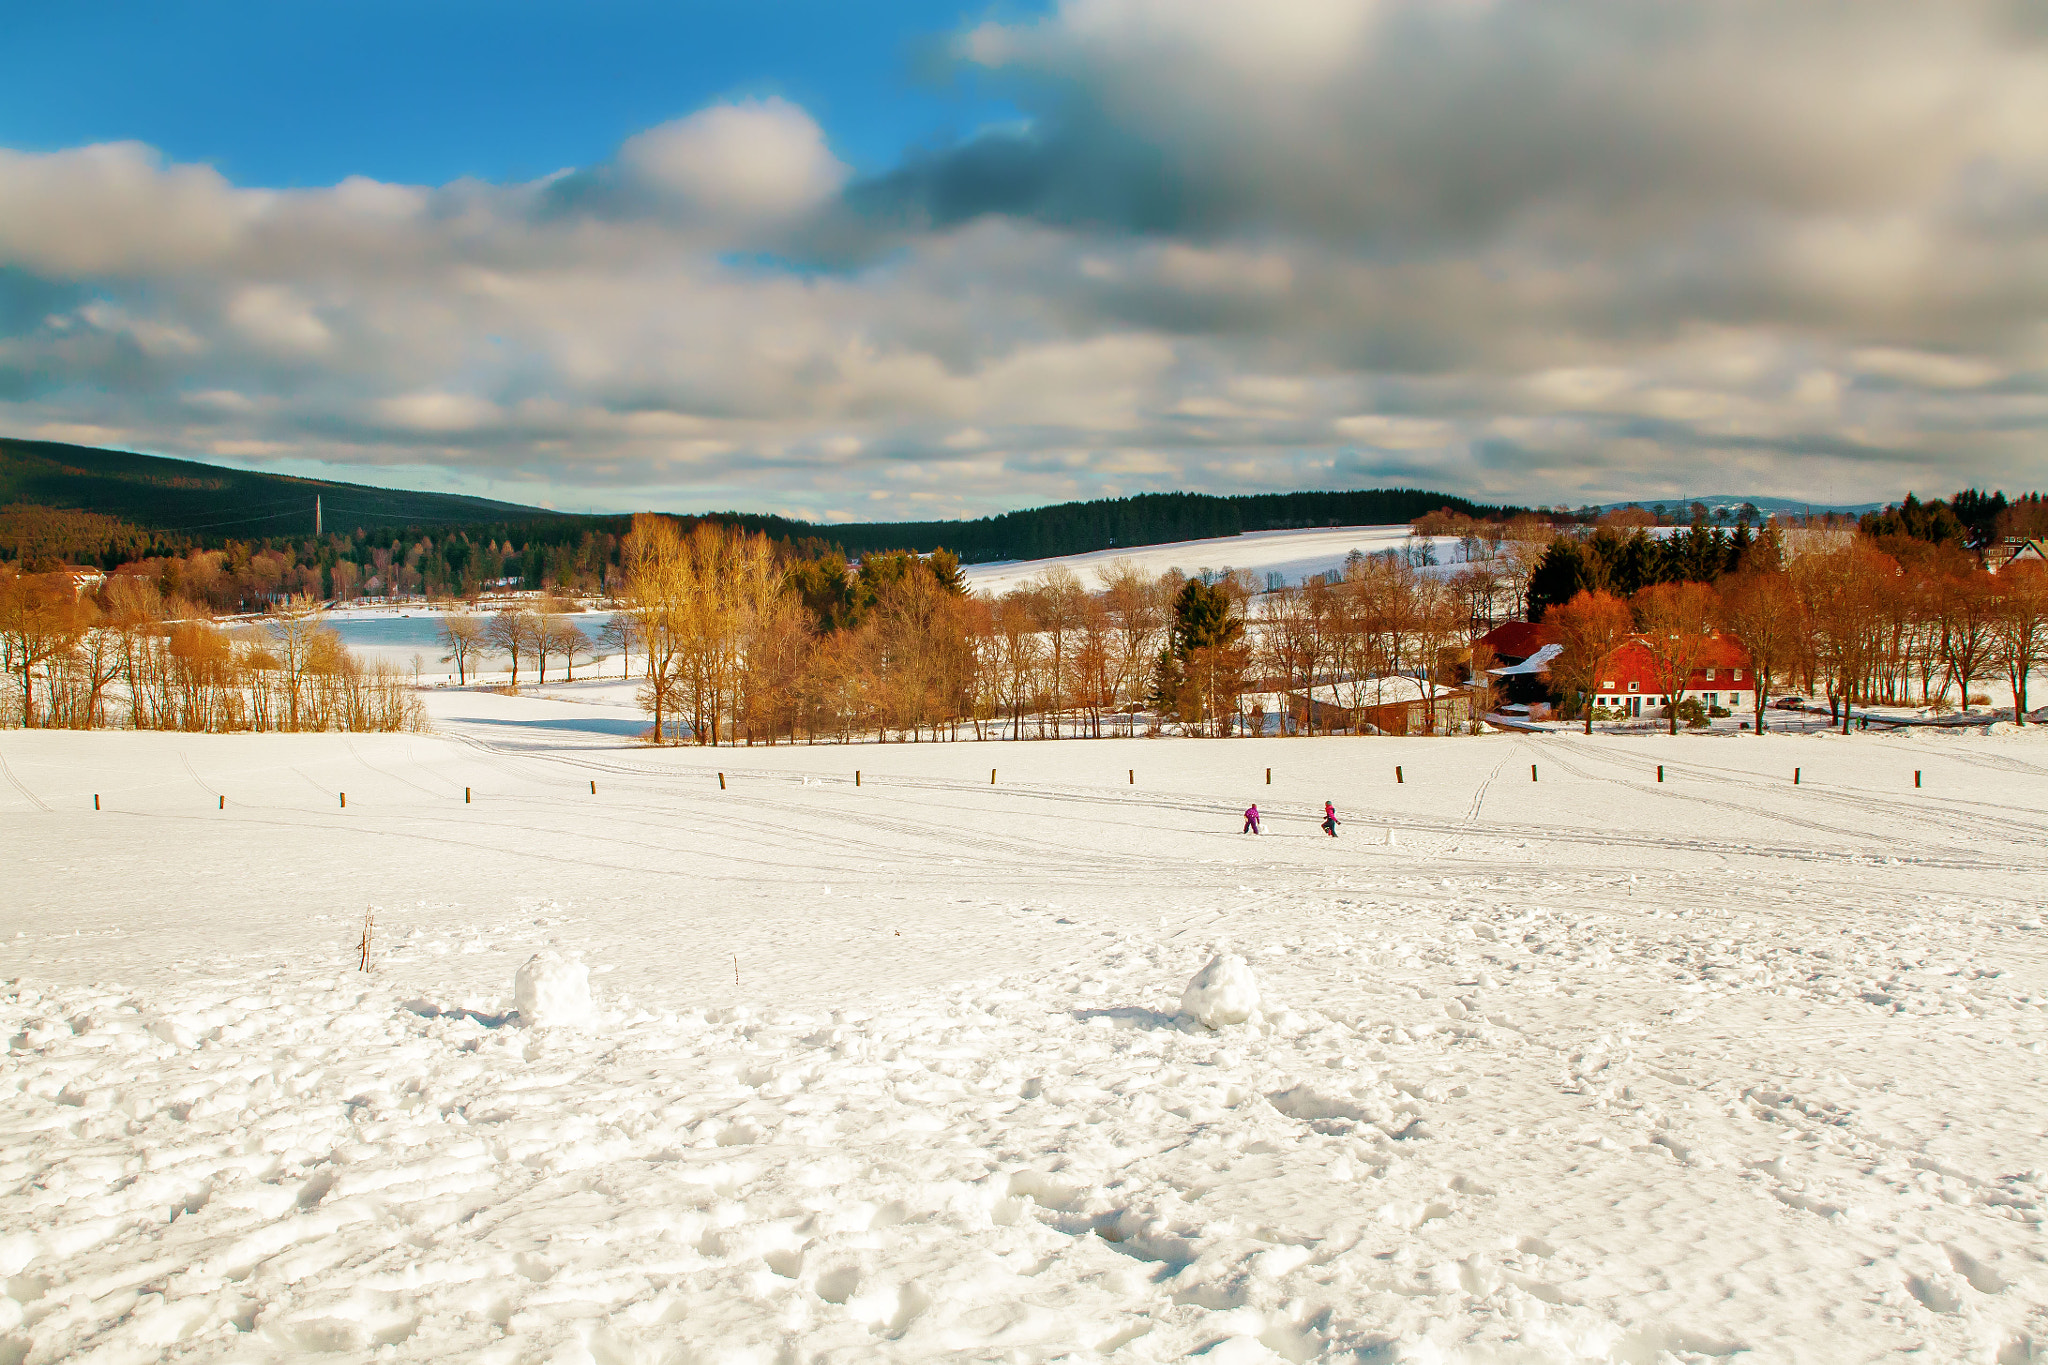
[2,436,1512,569]
[773,488,1518,563]
[1,438,559,543]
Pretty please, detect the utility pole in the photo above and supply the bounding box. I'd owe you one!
[316,494,322,537]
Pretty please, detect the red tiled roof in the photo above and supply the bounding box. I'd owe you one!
[1478,620,1560,660]
[1593,635,1754,695]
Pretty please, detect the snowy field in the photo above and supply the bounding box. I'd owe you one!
[959,526,1453,597]
[4,691,2048,1363]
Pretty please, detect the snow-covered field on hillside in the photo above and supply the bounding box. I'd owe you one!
[4,691,2047,1363]
[959,526,1450,597]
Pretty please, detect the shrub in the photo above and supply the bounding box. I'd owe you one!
[1663,697,1710,728]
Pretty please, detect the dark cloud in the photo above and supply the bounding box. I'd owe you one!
[850,1,2048,248]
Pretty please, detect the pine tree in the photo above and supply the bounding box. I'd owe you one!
[1526,539,1593,621]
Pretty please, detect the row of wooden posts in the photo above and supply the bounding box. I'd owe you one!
[80,764,1928,810]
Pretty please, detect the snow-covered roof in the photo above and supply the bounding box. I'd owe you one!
[1295,677,1463,707]
[1489,642,1562,676]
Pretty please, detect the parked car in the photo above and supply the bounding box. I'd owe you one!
[1771,696,1806,710]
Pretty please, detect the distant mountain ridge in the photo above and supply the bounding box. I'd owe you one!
[1591,494,1886,517]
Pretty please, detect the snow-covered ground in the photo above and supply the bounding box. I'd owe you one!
[959,525,1461,596]
[4,692,2047,1363]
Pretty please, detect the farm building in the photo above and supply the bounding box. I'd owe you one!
[1589,634,1755,717]
[1285,677,1475,735]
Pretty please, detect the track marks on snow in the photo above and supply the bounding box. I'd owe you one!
[0,746,50,811]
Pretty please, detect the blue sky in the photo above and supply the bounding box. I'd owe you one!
[3,2,2045,521]
[4,1,1031,187]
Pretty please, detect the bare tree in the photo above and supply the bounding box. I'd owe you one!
[1028,566,1087,738]
[485,607,540,687]
[992,590,1039,739]
[1794,541,1894,732]
[1633,582,1720,734]
[1261,584,1319,734]
[1937,569,1998,713]
[623,516,689,741]
[1717,571,1803,733]
[596,613,639,680]
[0,570,87,727]
[439,612,485,684]
[1995,560,2048,724]
[1097,561,1168,734]
[547,615,591,681]
[1548,590,1633,734]
[265,593,336,731]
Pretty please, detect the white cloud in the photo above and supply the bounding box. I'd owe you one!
[1334,415,1455,450]
[618,99,845,223]
[227,286,331,353]
[0,142,253,275]
[376,391,501,433]
[1850,347,2005,390]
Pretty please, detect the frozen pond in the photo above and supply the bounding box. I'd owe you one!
[309,610,620,680]
[321,610,617,651]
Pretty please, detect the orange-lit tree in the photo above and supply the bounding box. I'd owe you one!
[1716,571,1803,733]
[1632,582,1721,734]
[1547,590,1633,734]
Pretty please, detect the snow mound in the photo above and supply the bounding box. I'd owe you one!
[1181,953,1259,1028]
[514,951,592,1027]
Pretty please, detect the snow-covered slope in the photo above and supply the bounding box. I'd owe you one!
[4,697,2047,1362]
[959,524,1449,595]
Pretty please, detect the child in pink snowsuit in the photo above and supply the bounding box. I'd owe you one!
[1322,801,1340,837]
[1242,804,1260,834]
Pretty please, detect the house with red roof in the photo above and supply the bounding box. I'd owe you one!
[1591,634,1754,718]
[1477,620,1558,666]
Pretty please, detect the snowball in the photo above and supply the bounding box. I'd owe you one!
[514,951,592,1028]
[1181,953,1260,1029]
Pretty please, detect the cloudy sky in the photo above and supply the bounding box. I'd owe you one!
[5,0,2046,520]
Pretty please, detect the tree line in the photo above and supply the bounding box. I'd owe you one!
[1859,489,2048,548]
[0,566,423,733]
[605,515,1524,744]
[1541,527,2048,734]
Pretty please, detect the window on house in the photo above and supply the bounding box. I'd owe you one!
[1628,682,1639,692]
[1733,668,1743,680]
[1705,667,1716,680]
[1602,680,1615,689]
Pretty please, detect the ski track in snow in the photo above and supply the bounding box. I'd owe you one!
[0,748,50,812]
[4,695,2048,1364]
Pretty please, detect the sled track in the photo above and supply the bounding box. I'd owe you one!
[346,736,449,800]
[1466,748,1517,824]
[1534,747,1946,856]
[176,751,221,802]
[1565,747,2048,849]
[436,732,2048,875]
[0,748,50,812]
[424,742,1183,879]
